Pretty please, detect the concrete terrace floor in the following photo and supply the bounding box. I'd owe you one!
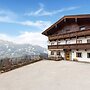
[0,60,90,90]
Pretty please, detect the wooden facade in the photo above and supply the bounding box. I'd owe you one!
[42,14,90,61]
[49,29,90,41]
[48,43,90,50]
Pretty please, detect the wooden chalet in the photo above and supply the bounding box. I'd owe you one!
[42,14,90,61]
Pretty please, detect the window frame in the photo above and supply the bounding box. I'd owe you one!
[76,52,82,58]
[87,53,90,58]
[57,51,61,55]
[87,39,90,43]
[76,40,82,44]
[51,42,54,45]
[51,51,54,55]
[79,26,86,30]
[57,41,61,45]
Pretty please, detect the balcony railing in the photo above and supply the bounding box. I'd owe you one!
[48,43,90,50]
[49,29,90,41]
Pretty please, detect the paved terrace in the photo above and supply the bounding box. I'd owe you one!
[0,60,90,90]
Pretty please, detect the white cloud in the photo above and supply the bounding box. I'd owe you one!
[0,9,52,30]
[0,9,17,23]
[25,3,79,16]
[0,33,13,41]
[0,32,48,48]
[18,20,51,30]
[15,32,48,47]
[0,16,12,23]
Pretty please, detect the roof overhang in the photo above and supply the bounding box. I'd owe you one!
[42,14,90,36]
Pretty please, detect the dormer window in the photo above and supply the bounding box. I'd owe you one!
[80,26,85,30]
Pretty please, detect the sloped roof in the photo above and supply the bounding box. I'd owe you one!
[42,14,90,36]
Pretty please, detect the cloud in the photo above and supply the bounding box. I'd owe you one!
[0,9,51,30]
[25,3,79,16]
[0,33,13,41]
[15,32,48,47]
[0,32,48,48]
[0,9,17,23]
[18,20,52,30]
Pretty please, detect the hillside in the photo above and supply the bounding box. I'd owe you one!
[0,40,47,59]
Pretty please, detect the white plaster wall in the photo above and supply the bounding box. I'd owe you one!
[48,50,57,57]
[71,37,90,44]
[48,50,64,58]
[77,37,87,43]
[48,50,51,56]
[72,50,90,62]
[48,49,90,62]
[60,50,64,57]
[59,40,65,44]
[71,50,76,60]
[48,36,90,62]
[70,39,76,44]
[48,41,57,45]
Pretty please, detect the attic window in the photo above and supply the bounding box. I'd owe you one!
[80,26,85,30]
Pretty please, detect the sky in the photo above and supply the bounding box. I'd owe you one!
[0,0,90,48]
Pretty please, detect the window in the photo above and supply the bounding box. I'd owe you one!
[57,41,61,45]
[87,53,90,58]
[66,40,70,44]
[51,42,54,45]
[55,24,57,28]
[51,51,54,55]
[61,29,64,33]
[76,40,82,44]
[57,51,61,55]
[76,52,82,58]
[79,26,85,30]
[87,39,90,43]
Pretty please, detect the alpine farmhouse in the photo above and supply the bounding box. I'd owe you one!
[42,14,90,62]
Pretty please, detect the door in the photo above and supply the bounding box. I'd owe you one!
[65,51,70,60]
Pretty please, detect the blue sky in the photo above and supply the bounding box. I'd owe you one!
[0,0,90,47]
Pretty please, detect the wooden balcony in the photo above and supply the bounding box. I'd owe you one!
[49,29,90,41]
[48,43,90,50]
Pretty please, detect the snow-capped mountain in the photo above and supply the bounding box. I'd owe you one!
[0,40,47,59]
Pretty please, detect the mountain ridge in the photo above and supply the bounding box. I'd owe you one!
[0,39,47,59]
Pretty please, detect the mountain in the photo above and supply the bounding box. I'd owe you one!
[0,40,47,59]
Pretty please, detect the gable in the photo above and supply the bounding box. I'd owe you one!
[42,14,90,36]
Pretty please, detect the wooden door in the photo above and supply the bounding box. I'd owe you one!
[65,51,70,60]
